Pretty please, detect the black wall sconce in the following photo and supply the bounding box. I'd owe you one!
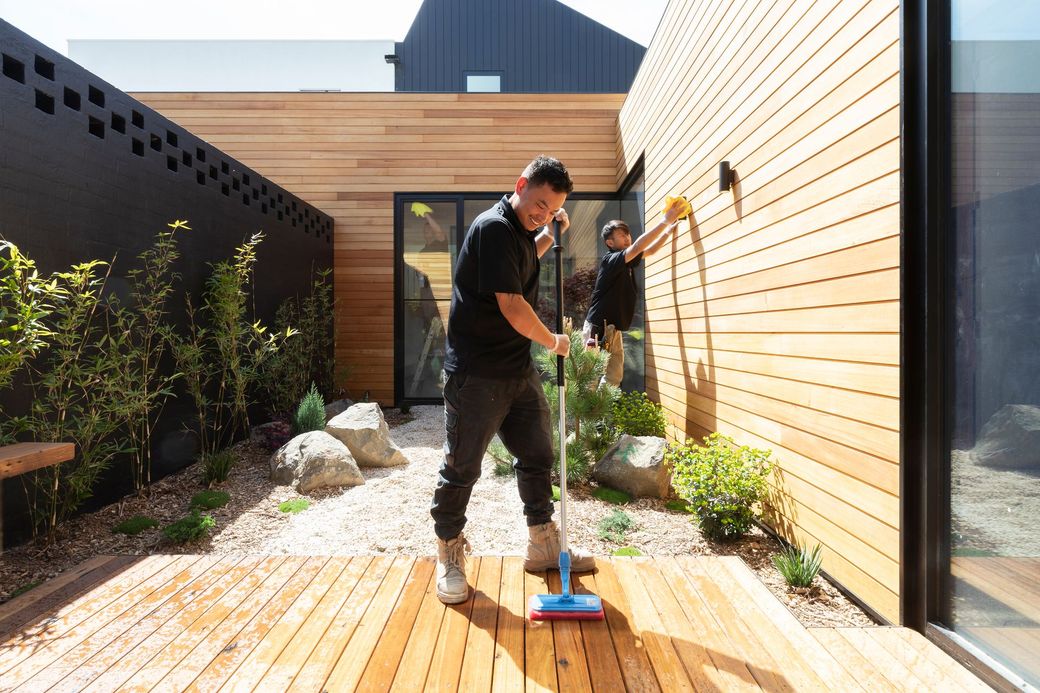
[719,161,734,192]
[384,54,401,65]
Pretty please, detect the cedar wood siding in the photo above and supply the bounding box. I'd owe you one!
[617,0,902,621]
[133,92,625,404]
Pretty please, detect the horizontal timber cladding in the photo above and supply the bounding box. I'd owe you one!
[617,0,901,621]
[133,92,626,404]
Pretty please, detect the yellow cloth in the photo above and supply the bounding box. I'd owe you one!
[662,195,692,220]
[410,202,433,217]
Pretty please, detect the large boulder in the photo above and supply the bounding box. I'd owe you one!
[271,431,365,493]
[593,435,670,498]
[325,402,409,467]
[972,404,1040,471]
[324,398,354,422]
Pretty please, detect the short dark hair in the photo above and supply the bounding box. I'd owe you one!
[523,155,574,195]
[601,219,630,241]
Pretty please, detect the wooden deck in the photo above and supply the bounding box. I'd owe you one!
[0,554,988,691]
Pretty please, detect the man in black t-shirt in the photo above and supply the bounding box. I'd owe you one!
[583,196,689,387]
[431,155,597,605]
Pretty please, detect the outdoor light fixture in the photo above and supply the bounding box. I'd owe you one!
[384,54,400,64]
[719,161,734,192]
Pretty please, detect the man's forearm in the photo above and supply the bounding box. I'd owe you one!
[535,228,554,258]
[626,216,673,259]
[495,292,554,348]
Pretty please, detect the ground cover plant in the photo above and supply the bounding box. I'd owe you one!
[668,432,773,542]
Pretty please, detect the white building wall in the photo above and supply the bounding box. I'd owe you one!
[68,40,396,91]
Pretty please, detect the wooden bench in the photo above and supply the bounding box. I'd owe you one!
[0,442,75,480]
[0,442,75,551]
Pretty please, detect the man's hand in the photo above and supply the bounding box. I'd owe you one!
[553,208,570,234]
[550,332,571,357]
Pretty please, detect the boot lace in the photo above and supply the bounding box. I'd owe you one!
[444,536,471,575]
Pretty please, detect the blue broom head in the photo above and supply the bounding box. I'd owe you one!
[528,592,604,620]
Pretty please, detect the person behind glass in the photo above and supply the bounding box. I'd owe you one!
[431,155,596,605]
[582,197,689,387]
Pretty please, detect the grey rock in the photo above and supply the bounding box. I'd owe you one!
[973,404,1040,471]
[593,434,670,498]
[324,398,354,422]
[325,402,409,467]
[270,431,364,493]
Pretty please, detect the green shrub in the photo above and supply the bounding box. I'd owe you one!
[667,432,772,542]
[278,498,310,514]
[191,490,230,510]
[551,485,561,502]
[293,383,326,435]
[163,510,215,543]
[612,546,642,557]
[202,450,235,487]
[597,509,635,543]
[260,268,336,416]
[592,486,631,505]
[612,391,667,438]
[664,500,693,513]
[112,515,159,535]
[534,326,619,484]
[772,543,823,588]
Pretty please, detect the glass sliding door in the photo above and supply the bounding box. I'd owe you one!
[947,1,1040,685]
[396,192,648,403]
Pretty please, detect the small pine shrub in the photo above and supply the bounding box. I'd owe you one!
[399,403,411,415]
[551,485,561,502]
[664,500,694,513]
[487,437,514,477]
[163,510,215,544]
[278,498,310,514]
[597,509,635,543]
[293,383,326,435]
[202,450,235,486]
[668,432,772,542]
[772,543,823,588]
[592,486,631,505]
[612,546,642,557]
[191,490,230,510]
[113,515,159,535]
[612,391,667,438]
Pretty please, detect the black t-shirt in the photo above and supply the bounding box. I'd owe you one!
[444,196,541,377]
[584,250,642,338]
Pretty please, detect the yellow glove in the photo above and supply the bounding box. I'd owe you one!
[662,195,692,220]
[411,202,433,217]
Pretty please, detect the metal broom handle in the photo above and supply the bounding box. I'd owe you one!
[554,219,568,554]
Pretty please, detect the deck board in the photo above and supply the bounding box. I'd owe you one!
[0,554,989,691]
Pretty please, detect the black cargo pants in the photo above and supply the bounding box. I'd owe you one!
[431,367,555,541]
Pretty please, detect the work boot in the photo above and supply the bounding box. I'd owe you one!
[524,521,596,572]
[436,533,471,604]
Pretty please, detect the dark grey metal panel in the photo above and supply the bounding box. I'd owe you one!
[0,18,333,547]
[394,0,646,92]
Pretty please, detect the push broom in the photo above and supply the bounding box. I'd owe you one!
[528,219,605,622]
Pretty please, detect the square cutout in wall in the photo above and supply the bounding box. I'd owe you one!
[196,147,206,162]
[34,55,54,80]
[150,134,162,152]
[209,165,218,180]
[197,171,206,185]
[131,110,144,129]
[221,183,229,196]
[221,161,229,175]
[166,155,177,172]
[88,85,104,107]
[63,87,80,111]
[34,89,54,114]
[111,112,126,133]
[2,54,25,83]
[166,130,178,147]
[132,138,144,156]
[88,116,104,139]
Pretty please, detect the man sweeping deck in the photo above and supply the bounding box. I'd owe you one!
[430,155,596,605]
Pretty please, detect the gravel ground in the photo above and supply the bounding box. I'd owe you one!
[0,405,873,627]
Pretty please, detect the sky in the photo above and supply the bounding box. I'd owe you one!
[0,0,669,55]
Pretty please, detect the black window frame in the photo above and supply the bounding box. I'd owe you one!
[902,1,1033,689]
